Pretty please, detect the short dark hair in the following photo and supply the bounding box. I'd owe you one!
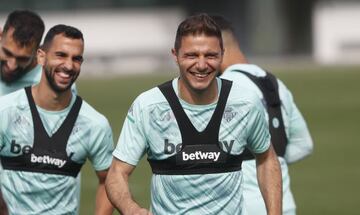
[174,13,223,53]
[210,15,235,33]
[42,24,84,50]
[3,10,45,48]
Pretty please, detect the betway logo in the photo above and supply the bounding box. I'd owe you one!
[182,151,220,162]
[31,154,67,168]
[164,139,235,154]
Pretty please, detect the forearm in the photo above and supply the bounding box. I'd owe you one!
[105,172,139,213]
[95,183,113,215]
[256,147,282,215]
[0,193,8,215]
[105,160,149,215]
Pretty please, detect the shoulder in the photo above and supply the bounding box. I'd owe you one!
[78,98,111,131]
[227,80,262,108]
[222,63,267,79]
[0,89,28,112]
[132,81,170,110]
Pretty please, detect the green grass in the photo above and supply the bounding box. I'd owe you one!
[77,67,359,215]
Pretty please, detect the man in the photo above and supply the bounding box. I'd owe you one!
[0,10,44,96]
[212,15,314,215]
[0,10,45,214]
[106,13,282,215]
[0,24,114,214]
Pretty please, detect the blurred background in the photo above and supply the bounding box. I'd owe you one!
[1,0,359,214]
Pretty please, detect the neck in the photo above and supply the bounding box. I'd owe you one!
[221,46,248,72]
[178,78,218,105]
[32,80,72,111]
[220,32,248,73]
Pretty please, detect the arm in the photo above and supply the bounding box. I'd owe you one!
[105,158,151,215]
[94,170,114,215]
[0,192,8,215]
[280,82,313,164]
[285,104,313,164]
[255,144,282,215]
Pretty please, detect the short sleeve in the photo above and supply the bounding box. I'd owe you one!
[87,118,114,171]
[112,97,147,166]
[246,98,271,154]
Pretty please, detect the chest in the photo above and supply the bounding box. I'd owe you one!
[143,104,250,158]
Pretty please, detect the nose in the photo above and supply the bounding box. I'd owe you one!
[5,57,18,71]
[63,58,74,71]
[196,57,207,72]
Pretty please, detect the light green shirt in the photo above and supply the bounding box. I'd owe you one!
[221,64,313,215]
[114,77,270,214]
[0,89,113,214]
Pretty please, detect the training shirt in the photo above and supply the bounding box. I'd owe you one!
[221,64,313,215]
[114,77,270,215]
[0,89,113,215]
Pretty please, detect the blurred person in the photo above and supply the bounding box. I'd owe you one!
[212,15,314,215]
[0,10,45,214]
[0,24,114,214]
[0,10,44,96]
[106,13,282,215]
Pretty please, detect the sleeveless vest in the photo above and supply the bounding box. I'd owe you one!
[148,79,244,175]
[1,87,83,177]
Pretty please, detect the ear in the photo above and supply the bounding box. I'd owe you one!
[0,27,2,39]
[37,48,46,66]
[171,48,178,64]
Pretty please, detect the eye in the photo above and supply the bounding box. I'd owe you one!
[16,57,31,65]
[206,53,219,59]
[184,53,197,59]
[2,48,13,57]
[55,52,67,58]
[73,56,83,63]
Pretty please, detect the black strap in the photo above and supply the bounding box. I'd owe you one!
[1,87,83,177]
[234,70,288,158]
[158,79,232,145]
[25,87,82,154]
[148,79,243,175]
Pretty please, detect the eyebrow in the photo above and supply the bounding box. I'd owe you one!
[2,46,32,59]
[54,51,84,62]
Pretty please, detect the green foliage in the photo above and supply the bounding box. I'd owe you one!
[77,68,360,215]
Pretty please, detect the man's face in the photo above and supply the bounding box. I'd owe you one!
[172,34,223,94]
[38,34,84,93]
[0,27,36,83]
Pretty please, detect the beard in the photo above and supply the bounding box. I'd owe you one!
[44,65,79,93]
[0,60,31,83]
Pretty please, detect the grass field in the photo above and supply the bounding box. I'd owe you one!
[77,66,359,215]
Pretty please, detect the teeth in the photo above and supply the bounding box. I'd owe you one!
[57,71,70,78]
[194,73,209,78]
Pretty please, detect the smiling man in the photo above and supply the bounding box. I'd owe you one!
[106,13,282,215]
[0,25,113,215]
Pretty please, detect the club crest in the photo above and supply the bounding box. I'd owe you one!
[223,107,237,122]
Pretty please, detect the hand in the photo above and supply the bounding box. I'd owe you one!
[124,204,152,215]
[127,207,152,215]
